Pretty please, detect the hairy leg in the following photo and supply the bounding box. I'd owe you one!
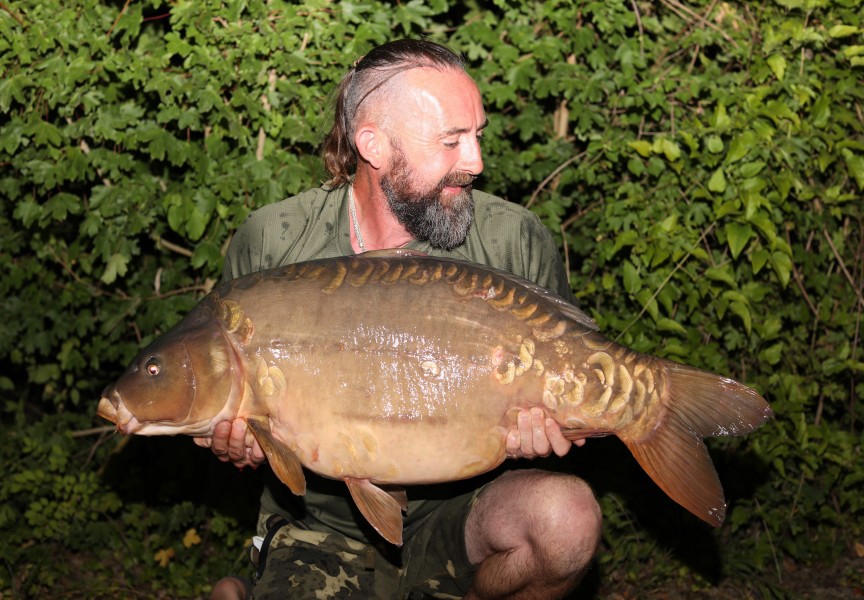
[464,469,602,600]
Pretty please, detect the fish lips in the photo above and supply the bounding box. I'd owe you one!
[97,388,143,435]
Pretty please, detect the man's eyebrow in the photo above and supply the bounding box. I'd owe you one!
[442,119,489,136]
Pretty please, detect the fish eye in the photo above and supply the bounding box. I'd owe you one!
[145,357,161,376]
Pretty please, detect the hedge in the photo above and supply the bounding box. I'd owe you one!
[1,0,862,596]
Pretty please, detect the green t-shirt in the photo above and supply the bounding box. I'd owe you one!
[223,184,573,542]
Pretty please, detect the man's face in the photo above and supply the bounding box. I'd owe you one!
[378,68,486,250]
[381,141,475,250]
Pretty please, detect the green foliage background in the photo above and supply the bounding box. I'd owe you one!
[2,0,862,597]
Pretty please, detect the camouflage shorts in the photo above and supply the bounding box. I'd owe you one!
[249,489,479,600]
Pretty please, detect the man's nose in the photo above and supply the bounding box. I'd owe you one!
[459,137,484,176]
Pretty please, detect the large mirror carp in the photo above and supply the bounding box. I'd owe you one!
[97,250,772,545]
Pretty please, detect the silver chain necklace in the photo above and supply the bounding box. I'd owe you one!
[348,185,367,253]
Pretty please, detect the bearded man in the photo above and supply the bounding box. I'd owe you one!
[202,39,602,600]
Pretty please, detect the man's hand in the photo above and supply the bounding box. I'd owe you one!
[194,419,266,468]
[505,407,584,459]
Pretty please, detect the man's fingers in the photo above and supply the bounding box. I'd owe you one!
[518,410,534,456]
[193,437,212,449]
[211,421,233,460]
[227,419,248,462]
[505,429,520,457]
[529,408,550,456]
[250,442,267,465]
[545,417,572,457]
[507,408,584,459]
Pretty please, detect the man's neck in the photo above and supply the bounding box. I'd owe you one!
[350,172,414,251]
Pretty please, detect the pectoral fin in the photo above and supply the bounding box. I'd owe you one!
[245,415,306,496]
[344,478,406,546]
[560,429,612,441]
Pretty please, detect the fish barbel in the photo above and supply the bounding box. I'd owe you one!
[97,250,772,545]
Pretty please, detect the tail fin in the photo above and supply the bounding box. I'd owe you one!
[621,363,772,527]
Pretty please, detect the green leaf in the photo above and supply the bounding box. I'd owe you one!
[770,251,792,287]
[761,100,800,126]
[32,120,63,147]
[767,54,786,81]
[706,135,724,154]
[0,73,27,112]
[635,288,659,321]
[628,140,652,158]
[655,138,681,162]
[30,363,60,384]
[749,211,778,246]
[186,209,210,241]
[45,193,81,221]
[656,317,688,336]
[739,161,766,178]
[811,95,831,128]
[729,301,752,335]
[725,223,754,259]
[841,149,864,190]
[751,248,771,274]
[705,265,736,287]
[191,241,222,270]
[13,200,42,227]
[716,200,741,218]
[828,25,859,38]
[611,230,639,257]
[758,342,784,365]
[101,253,129,284]
[726,131,755,163]
[708,168,727,193]
[712,103,731,129]
[622,260,641,294]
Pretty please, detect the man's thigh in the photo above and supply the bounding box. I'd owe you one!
[253,521,388,599]
[399,486,480,598]
[252,487,480,599]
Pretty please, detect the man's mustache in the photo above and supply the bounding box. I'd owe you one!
[442,172,476,188]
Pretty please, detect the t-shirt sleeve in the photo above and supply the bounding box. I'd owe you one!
[518,211,574,303]
[221,214,264,282]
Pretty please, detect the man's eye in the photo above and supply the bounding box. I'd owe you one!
[444,141,459,148]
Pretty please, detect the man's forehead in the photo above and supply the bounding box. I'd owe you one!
[396,67,485,128]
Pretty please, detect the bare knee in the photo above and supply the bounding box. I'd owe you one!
[516,471,601,576]
[210,576,251,600]
[465,469,602,595]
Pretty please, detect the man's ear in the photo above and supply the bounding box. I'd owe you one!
[355,125,387,170]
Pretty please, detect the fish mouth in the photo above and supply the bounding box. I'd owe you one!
[97,388,143,435]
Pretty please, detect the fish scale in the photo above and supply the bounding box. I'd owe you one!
[97,249,772,546]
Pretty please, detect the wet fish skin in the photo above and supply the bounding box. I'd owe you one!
[97,250,772,545]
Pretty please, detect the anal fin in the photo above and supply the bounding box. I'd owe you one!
[344,478,406,546]
[245,415,306,496]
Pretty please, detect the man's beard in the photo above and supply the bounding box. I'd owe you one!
[381,147,475,251]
